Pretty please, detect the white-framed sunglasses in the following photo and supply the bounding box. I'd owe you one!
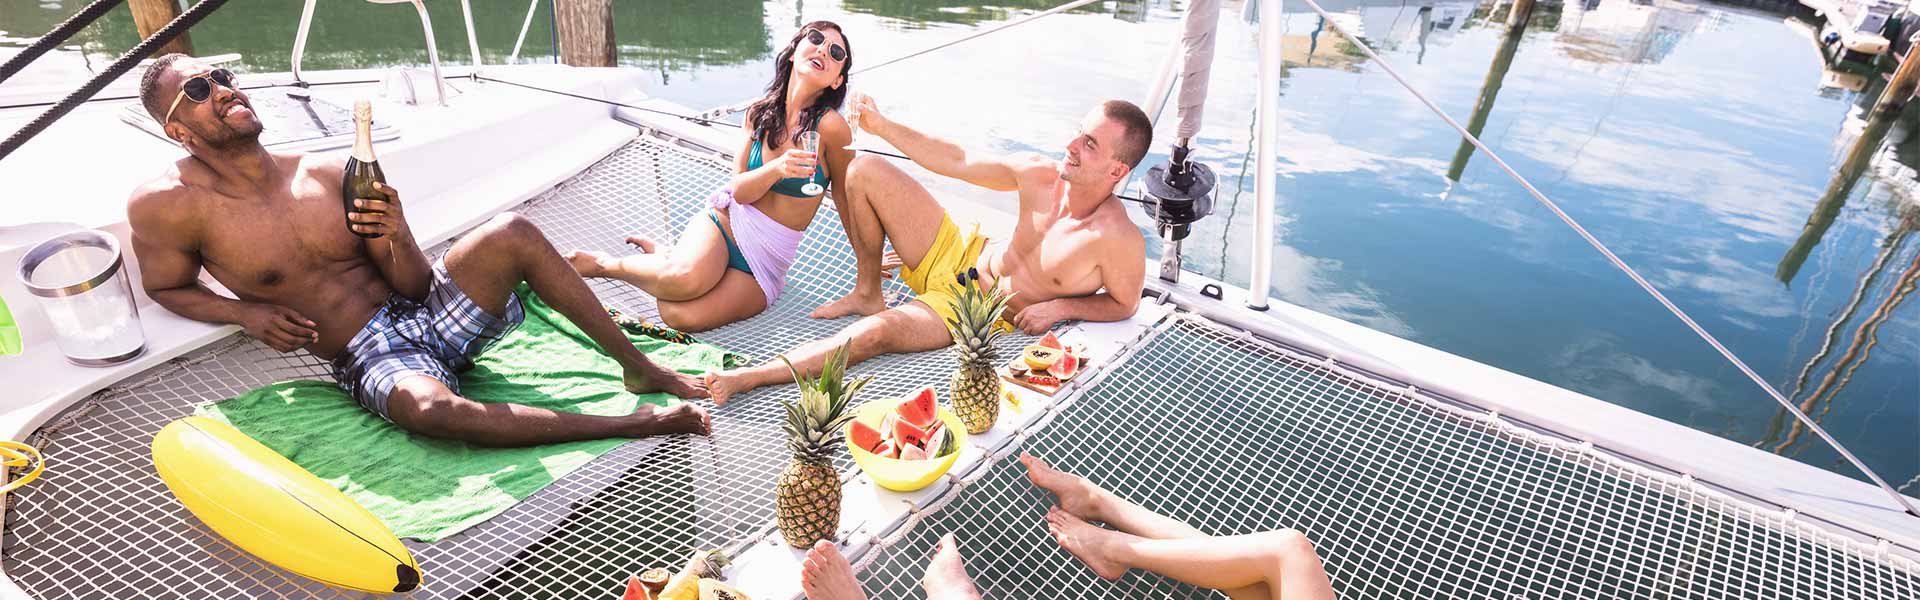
[161,68,237,125]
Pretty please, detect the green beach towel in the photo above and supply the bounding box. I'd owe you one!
[198,287,738,542]
[0,294,19,356]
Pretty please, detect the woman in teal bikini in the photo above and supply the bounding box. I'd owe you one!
[567,23,856,332]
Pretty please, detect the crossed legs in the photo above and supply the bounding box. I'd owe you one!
[381,213,712,447]
[797,454,1335,600]
[1025,454,1335,600]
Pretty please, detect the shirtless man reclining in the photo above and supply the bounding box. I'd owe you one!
[704,97,1150,402]
[797,454,1337,600]
[126,54,710,447]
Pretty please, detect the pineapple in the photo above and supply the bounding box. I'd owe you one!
[774,341,871,548]
[943,270,1015,434]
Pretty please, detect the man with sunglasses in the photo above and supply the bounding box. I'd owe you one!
[125,54,713,447]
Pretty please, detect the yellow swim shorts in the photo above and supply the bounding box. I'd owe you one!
[901,216,1010,331]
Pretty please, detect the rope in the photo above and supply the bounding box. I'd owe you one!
[1289,0,1920,517]
[0,0,235,163]
[0,0,127,86]
[0,442,45,496]
[851,0,1104,76]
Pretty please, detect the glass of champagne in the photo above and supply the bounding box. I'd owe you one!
[845,88,863,143]
[798,130,824,196]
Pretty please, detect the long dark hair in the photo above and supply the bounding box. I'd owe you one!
[747,21,853,149]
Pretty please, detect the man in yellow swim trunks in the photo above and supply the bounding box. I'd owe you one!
[705,97,1149,403]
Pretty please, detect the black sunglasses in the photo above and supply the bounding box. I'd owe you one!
[162,68,236,124]
[805,29,847,63]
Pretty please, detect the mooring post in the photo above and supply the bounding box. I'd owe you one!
[1507,0,1536,29]
[554,0,615,67]
[129,0,194,57]
[1873,34,1920,118]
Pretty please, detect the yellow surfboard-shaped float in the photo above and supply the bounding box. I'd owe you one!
[152,416,421,594]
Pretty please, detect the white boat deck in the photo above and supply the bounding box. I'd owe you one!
[0,64,1915,599]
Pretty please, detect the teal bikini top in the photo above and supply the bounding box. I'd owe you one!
[748,115,831,197]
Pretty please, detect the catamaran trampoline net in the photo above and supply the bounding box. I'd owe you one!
[854,317,1920,600]
[1,133,1032,600]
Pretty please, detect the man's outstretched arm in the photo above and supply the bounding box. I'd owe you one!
[853,94,1035,192]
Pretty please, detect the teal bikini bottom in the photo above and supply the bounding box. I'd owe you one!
[708,210,753,275]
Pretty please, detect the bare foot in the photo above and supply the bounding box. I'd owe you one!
[810,292,888,320]
[564,250,618,278]
[1021,453,1109,522]
[801,540,867,600]
[629,402,711,436]
[703,369,754,406]
[625,235,659,253]
[625,366,711,400]
[1046,507,1128,581]
[921,533,983,600]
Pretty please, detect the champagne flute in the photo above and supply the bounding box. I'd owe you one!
[799,130,825,196]
[845,88,864,143]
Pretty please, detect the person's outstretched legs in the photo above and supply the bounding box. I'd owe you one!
[385,376,710,447]
[445,213,708,399]
[1021,453,1204,539]
[1045,509,1334,600]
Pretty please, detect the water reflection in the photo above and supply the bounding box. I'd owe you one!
[614,0,769,78]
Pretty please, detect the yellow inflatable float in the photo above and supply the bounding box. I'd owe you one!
[152,416,421,594]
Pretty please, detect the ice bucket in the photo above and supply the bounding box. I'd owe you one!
[16,230,146,366]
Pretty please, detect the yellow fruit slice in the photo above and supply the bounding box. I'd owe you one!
[1021,346,1062,370]
[698,578,751,600]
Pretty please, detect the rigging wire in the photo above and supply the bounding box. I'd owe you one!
[1291,0,1919,517]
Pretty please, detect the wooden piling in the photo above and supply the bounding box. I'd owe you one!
[1872,36,1920,118]
[1506,0,1536,29]
[129,0,193,57]
[554,0,616,67]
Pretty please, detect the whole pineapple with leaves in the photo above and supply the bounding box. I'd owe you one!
[775,341,871,548]
[944,269,1015,434]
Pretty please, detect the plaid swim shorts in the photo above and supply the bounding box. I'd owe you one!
[329,261,524,421]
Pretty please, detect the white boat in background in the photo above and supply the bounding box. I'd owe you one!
[0,1,1916,599]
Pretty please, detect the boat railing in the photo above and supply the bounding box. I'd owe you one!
[292,0,487,107]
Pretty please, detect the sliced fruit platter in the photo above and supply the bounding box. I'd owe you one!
[846,388,969,491]
[1000,331,1088,395]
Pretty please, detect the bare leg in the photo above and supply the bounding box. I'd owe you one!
[655,269,769,332]
[1025,454,1271,600]
[1047,509,1333,600]
[922,533,984,600]
[565,213,729,302]
[801,541,868,600]
[385,376,710,447]
[1022,453,1204,539]
[706,301,949,404]
[443,213,708,399]
[812,155,950,320]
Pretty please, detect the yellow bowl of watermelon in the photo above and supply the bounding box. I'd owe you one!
[846,387,967,492]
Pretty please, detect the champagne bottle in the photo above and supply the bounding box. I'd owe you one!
[342,100,389,239]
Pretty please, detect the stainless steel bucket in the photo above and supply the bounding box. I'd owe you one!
[16,230,146,366]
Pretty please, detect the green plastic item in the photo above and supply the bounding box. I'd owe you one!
[0,293,19,356]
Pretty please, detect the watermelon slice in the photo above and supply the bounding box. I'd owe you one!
[1053,353,1079,380]
[896,387,939,430]
[849,420,886,454]
[892,417,931,450]
[1037,331,1063,350]
[875,439,899,459]
[899,444,930,461]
